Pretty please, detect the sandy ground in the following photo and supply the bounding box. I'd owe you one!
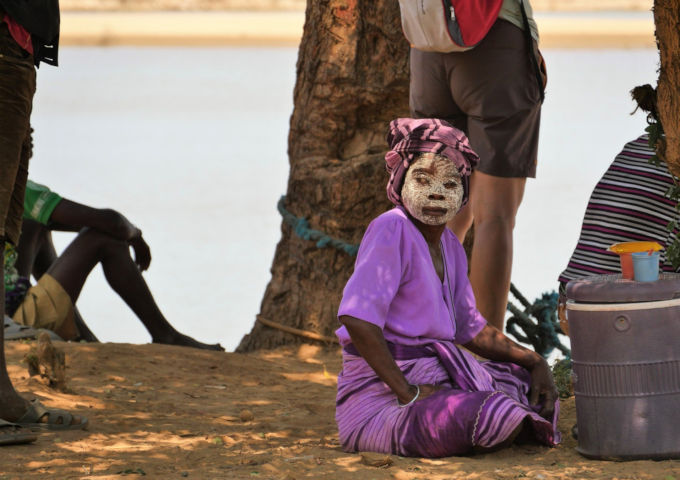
[0,340,679,479]
[58,11,656,48]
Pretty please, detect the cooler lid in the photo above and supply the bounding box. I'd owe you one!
[566,273,680,303]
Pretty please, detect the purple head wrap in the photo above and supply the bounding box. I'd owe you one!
[385,118,479,207]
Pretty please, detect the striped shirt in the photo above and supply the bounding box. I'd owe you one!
[558,135,678,284]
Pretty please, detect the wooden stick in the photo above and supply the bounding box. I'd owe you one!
[256,315,339,344]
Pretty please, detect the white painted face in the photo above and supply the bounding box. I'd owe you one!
[401,153,464,226]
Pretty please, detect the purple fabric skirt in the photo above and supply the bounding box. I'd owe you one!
[335,341,560,457]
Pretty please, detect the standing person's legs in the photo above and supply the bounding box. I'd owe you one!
[466,173,526,330]
[0,19,37,423]
[0,23,87,431]
[411,21,542,330]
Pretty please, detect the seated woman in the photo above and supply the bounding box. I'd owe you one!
[335,118,560,457]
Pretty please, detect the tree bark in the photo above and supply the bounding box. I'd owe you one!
[654,0,680,177]
[237,0,410,351]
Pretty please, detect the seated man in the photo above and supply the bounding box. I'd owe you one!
[5,180,223,351]
[335,118,559,458]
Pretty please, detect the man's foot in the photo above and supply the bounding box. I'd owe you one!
[0,419,37,446]
[153,333,224,351]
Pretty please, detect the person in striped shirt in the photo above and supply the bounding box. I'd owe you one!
[557,86,677,331]
[558,135,676,285]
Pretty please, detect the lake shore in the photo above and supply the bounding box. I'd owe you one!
[59,11,655,49]
[1,339,678,478]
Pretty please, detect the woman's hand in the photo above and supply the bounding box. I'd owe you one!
[527,357,558,419]
[464,325,559,418]
[417,384,443,402]
[397,383,443,406]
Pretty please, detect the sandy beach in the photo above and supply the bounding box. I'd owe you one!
[58,10,656,48]
[0,340,678,479]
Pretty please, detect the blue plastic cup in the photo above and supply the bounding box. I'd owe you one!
[632,251,660,282]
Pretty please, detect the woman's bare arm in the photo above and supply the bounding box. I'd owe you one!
[340,315,440,404]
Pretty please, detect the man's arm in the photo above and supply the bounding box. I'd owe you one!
[48,199,151,271]
[49,199,139,240]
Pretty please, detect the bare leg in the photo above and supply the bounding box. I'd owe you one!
[449,202,473,243]
[47,228,223,350]
[448,173,475,242]
[16,221,99,342]
[0,240,32,420]
[465,172,526,331]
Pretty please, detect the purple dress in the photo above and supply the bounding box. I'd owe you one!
[335,207,560,457]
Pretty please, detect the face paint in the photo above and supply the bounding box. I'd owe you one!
[401,153,464,226]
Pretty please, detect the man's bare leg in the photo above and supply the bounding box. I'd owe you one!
[0,239,33,421]
[450,172,526,331]
[16,221,98,342]
[47,228,223,351]
[2,237,88,430]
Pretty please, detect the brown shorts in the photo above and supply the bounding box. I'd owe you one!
[409,20,543,178]
[0,21,35,244]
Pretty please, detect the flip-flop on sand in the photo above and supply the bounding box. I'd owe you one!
[3,315,63,342]
[3,315,38,341]
[16,399,88,431]
[0,419,37,446]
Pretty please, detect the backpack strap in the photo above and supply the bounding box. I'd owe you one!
[519,0,545,102]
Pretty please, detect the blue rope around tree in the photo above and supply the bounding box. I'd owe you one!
[278,194,570,358]
[278,196,359,256]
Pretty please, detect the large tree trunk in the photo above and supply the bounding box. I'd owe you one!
[655,0,680,177]
[237,0,409,351]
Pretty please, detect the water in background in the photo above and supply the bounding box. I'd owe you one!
[30,46,659,352]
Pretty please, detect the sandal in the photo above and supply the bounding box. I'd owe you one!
[4,315,38,341]
[0,419,37,445]
[4,315,63,341]
[16,399,88,431]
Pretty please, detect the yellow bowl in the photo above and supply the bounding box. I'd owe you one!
[608,241,663,254]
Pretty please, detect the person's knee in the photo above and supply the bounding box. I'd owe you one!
[78,228,127,257]
[474,211,517,232]
[470,174,525,223]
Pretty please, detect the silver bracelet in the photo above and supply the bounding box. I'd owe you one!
[397,385,420,408]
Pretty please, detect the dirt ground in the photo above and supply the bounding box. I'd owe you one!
[0,340,679,479]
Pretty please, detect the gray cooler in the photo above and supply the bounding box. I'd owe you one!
[566,273,680,460]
